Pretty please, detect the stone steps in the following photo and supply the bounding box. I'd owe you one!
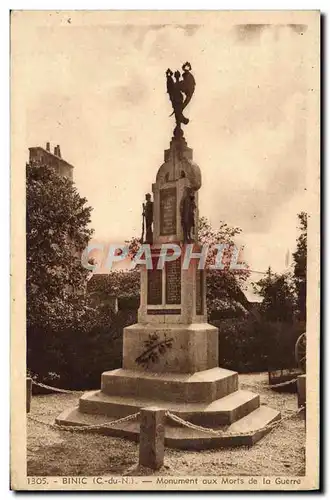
[165,406,281,449]
[79,388,260,426]
[101,367,238,403]
[56,405,281,450]
[56,363,281,449]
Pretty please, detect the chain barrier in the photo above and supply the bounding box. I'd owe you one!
[29,376,302,438]
[242,377,298,390]
[32,380,83,394]
[28,404,304,438]
[31,375,300,395]
[27,412,139,433]
[165,407,304,438]
[267,377,298,388]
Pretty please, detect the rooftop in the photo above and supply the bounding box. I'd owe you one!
[29,143,74,170]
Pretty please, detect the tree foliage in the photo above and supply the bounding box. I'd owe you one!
[198,217,250,312]
[252,268,296,322]
[292,212,307,321]
[26,163,94,328]
[252,212,308,324]
[26,163,101,385]
[87,270,140,298]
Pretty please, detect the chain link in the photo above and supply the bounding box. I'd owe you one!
[27,412,139,433]
[267,377,298,388]
[165,407,304,438]
[28,405,304,438]
[32,380,83,394]
[242,377,299,390]
[29,376,303,439]
[31,376,301,395]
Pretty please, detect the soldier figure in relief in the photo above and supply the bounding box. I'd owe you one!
[142,193,153,244]
[180,186,196,243]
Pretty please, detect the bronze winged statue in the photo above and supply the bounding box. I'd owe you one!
[166,62,196,128]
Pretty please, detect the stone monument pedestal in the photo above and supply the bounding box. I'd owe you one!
[57,130,280,448]
[57,361,280,448]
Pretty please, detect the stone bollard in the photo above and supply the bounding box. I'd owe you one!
[297,374,306,409]
[26,377,32,413]
[139,407,165,470]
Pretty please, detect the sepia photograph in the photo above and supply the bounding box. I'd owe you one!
[10,10,320,491]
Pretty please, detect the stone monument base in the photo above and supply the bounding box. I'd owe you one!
[57,404,280,449]
[56,362,280,449]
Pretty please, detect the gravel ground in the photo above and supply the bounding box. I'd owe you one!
[27,372,305,477]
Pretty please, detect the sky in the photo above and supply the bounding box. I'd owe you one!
[13,13,312,294]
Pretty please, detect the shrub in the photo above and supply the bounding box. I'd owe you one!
[27,303,137,390]
[212,317,305,373]
[118,296,140,310]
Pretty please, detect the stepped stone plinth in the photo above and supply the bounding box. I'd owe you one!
[101,367,238,403]
[57,64,280,448]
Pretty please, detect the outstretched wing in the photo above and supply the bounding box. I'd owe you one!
[181,71,196,110]
[166,71,174,99]
[166,71,176,116]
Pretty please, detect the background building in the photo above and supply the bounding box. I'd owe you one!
[28,142,74,180]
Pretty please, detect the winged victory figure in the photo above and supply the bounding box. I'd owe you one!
[166,62,196,128]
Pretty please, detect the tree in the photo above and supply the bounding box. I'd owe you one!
[292,212,307,322]
[88,270,140,298]
[26,163,94,326]
[26,162,95,383]
[198,217,250,313]
[252,268,296,322]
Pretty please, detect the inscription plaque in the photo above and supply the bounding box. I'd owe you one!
[160,187,176,235]
[166,259,181,305]
[147,268,162,305]
[147,309,181,315]
[196,268,204,315]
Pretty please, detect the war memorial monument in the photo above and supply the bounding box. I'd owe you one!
[57,62,280,449]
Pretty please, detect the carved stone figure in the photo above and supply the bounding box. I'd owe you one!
[180,187,196,243]
[166,62,196,129]
[141,193,153,244]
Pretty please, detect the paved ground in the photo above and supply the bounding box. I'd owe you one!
[27,372,305,477]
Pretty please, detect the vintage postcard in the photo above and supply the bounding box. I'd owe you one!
[11,10,320,491]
